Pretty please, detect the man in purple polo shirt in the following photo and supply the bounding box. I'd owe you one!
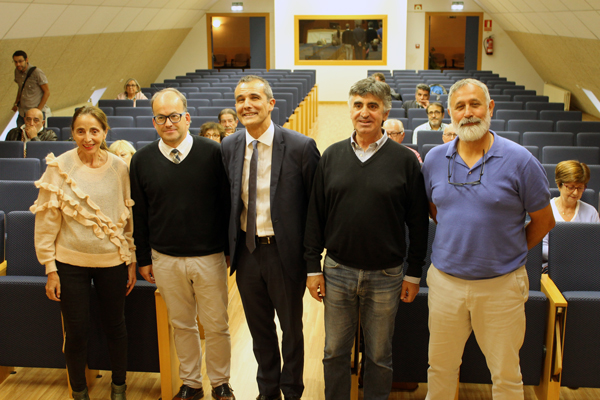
[421,78,555,400]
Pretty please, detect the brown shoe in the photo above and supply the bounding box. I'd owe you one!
[173,384,204,400]
[212,383,235,400]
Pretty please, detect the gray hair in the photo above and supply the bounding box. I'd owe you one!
[383,118,404,130]
[348,77,392,113]
[448,78,491,109]
[415,83,430,93]
[237,75,274,100]
[151,88,188,113]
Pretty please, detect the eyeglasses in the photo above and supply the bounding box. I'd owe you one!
[126,84,137,87]
[443,132,457,138]
[154,113,185,125]
[427,110,443,116]
[562,184,586,192]
[387,131,404,136]
[448,150,486,186]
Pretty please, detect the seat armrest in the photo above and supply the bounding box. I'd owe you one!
[535,274,567,400]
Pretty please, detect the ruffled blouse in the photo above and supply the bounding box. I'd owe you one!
[30,150,136,274]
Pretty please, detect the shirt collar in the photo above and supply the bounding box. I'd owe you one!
[350,129,388,149]
[245,120,274,147]
[159,131,192,155]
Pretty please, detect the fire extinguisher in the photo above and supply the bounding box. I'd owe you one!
[484,35,494,55]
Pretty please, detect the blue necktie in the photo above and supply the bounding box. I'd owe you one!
[246,140,258,252]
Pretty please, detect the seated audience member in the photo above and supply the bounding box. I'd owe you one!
[412,102,448,144]
[116,78,147,106]
[383,118,422,162]
[542,160,600,272]
[218,108,239,136]
[371,72,401,100]
[6,107,57,142]
[442,124,457,143]
[109,140,136,167]
[200,121,225,143]
[402,84,430,111]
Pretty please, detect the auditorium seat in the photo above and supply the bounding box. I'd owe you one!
[556,121,600,134]
[540,111,582,129]
[495,110,538,121]
[46,116,72,130]
[187,99,212,108]
[0,181,38,213]
[115,107,153,117]
[199,87,232,94]
[391,100,403,108]
[136,141,154,150]
[0,142,24,158]
[489,94,511,102]
[507,120,554,134]
[411,118,451,130]
[493,101,524,115]
[525,102,565,112]
[190,116,218,129]
[522,132,574,147]
[416,130,443,154]
[548,223,600,388]
[0,211,66,369]
[189,92,223,101]
[523,145,540,161]
[504,89,537,98]
[542,146,600,165]
[181,82,211,89]
[196,107,225,117]
[490,119,505,131]
[211,99,236,108]
[388,109,405,119]
[26,141,77,164]
[99,106,114,116]
[108,128,158,143]
[496,131,520,143]
[421,144,440,160]
[577,132,600,147]
[513,95,549,103]
[106,116,135,128]
[0,159,41,181]
[98,99,134,108]
[136,99,152,108]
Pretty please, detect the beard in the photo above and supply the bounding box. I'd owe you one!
[453,111,491,142]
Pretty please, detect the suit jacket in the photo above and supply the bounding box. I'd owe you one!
[221,123,320,283]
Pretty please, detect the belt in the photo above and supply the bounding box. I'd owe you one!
[257,235,276,245]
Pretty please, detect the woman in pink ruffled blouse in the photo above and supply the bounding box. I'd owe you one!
[30,106,136,400]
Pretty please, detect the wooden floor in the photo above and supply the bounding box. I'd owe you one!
[1,103,599,400]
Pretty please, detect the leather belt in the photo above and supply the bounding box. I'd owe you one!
[257,236,276,245]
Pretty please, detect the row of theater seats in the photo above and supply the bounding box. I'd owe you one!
[2,216,596,395]
[390,219,600,393]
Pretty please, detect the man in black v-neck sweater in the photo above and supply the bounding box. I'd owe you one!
[304,78,429,400]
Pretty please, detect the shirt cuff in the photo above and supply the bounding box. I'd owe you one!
[403,275,421,285]
[307,272,323,276]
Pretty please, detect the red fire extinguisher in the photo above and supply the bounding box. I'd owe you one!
[484,35,494,55]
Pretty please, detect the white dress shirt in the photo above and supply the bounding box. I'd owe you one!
[158,132,193,163]
[241,121,275,237]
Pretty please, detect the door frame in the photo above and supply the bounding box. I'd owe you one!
[424,12,483,70]
[206,13,271,70]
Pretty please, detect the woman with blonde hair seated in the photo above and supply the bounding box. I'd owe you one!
[109,140,136,167]
[116,78,147,106]
[542,160,600,272]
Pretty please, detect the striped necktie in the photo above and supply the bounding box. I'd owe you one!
[170,149,181,164]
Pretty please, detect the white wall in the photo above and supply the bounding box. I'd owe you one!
[274,0,408,102]
[406,0,543,93]
[157,0,275,82]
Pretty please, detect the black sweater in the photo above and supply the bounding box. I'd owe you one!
[130,136,230,266]
[304,138,429,278]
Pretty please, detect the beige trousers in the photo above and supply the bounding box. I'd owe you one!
[152,249,231,389]
[426,264,529,400]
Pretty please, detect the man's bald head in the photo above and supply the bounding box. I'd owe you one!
[25,108,44,131]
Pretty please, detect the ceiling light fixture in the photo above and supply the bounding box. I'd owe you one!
[451,1,464,10]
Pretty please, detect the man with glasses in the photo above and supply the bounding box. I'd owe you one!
[383,118,422,162]
[412,102,448,144]
[305,77,429,400]
[6,107,57,142]
[421,79,555,400]
[130,88,235,400]
[442,124,456,144]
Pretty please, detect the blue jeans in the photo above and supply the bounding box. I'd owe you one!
[323,255,403,400]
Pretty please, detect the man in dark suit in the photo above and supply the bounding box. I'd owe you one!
[221,75,320,400]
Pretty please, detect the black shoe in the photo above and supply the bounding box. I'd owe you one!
[212,383,235,400]
[256,394,282,400]
[284,397,301,400]
[173,384,204,400]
